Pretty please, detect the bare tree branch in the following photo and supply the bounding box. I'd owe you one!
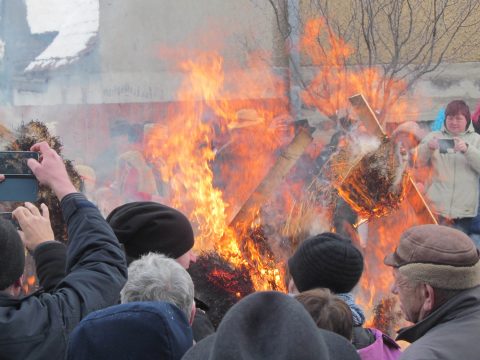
[265,0,480,120]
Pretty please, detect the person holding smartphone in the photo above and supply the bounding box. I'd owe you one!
[0,142,127,359]
[417,100,480,246]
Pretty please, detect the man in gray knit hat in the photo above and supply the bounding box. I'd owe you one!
[384,224,480,360]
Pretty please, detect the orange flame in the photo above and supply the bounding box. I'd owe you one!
[145,51,289,291]
[144,17,428,317]
[299,18,428,317]
[301,18,413,123]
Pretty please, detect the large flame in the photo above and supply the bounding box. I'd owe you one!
[144,18,429,321]
[145,51,289,291]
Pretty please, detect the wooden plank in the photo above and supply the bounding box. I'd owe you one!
[229,128,313,230]
[349,94,386,137]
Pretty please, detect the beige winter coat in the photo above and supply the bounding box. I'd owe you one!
[417,123,480,219]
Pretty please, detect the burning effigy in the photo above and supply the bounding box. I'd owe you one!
[138,45,438,333]
[327,95,434,223]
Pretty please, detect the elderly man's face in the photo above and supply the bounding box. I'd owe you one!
[391,268,426,324]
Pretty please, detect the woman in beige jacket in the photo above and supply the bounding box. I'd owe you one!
[417,100,480,242]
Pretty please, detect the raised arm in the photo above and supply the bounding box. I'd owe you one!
[26,142,127,331]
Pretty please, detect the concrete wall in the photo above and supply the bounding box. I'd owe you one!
[413,62,480,121]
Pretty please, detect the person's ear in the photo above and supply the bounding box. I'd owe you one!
[421,283,435,317]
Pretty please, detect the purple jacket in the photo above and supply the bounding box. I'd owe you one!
[357,328,402,360]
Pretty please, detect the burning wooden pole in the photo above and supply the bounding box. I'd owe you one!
[229,128,314,231]
[225,127,313,289]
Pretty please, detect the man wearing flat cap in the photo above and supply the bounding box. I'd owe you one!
[384,224,480,359]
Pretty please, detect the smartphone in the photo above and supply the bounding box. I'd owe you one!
[0,151,39,202]
[438,139,455,154]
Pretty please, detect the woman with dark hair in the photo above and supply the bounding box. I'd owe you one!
[417,100,480,245]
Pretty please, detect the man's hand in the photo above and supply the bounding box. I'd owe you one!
[27,142,76,201]
[13,202,55,252]
[454,137,468,154]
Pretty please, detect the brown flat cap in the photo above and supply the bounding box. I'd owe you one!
[385,224,479,267]
[384,225,480,289]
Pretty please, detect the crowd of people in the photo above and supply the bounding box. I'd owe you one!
[1,99,480,359]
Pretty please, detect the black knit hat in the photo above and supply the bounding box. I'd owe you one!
[106,202,194,263]
[288,232,364,293]
[0,219,25,290]
[182,291,360,360]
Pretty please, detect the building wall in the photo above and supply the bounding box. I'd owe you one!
[6,0,480,122]
[290,0,480,121]
[96,0,278,103]
[11,0,280,106]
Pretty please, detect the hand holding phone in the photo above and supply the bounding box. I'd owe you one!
[428,137,439,151]
[438,139,455,154]
[0,151,39,202]
[28,142,77,201]
[453,137,468,153]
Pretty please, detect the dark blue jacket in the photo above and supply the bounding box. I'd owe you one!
[0,193,127,359]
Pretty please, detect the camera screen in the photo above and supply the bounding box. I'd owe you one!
[0,151,38,175]
[438,139,455,154]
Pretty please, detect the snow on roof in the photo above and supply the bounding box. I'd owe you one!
[24,0,99,72]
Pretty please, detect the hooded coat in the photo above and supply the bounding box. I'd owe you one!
[182,291,360,360]
[417,122,480,219]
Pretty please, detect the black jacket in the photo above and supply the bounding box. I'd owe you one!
[0,193,127,359]
[33,240,67,292]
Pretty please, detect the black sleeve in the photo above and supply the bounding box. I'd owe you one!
[33,241,67,292]
[53,193,128,332]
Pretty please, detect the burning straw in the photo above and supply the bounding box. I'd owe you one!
[370,296,404,338]
[329,137,410,220]
[188,251,255,328]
